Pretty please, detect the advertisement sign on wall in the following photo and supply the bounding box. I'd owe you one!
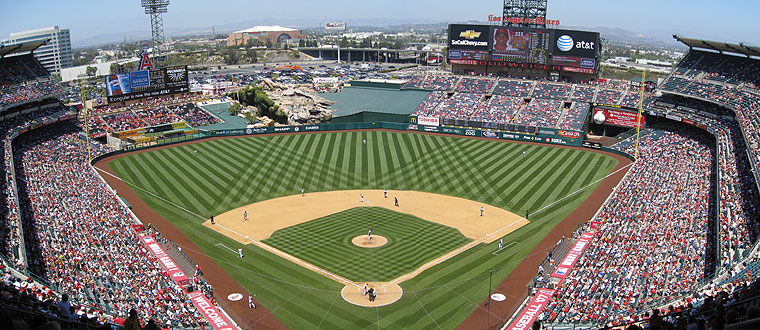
[552,29,601,59]
[593,107,645,128]
[448,24,491,50]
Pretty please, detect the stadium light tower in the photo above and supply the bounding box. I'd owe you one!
[140,0,170,54]
[503,0,548,29]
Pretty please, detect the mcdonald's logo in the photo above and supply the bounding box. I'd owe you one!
[411,117,417,124]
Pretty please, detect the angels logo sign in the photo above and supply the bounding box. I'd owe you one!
[138,52,154,71]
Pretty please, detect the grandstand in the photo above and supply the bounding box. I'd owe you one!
[0,42,227,329]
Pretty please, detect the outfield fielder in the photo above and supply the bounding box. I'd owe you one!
[522,151,526,158]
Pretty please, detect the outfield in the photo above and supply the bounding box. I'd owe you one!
[106,130,619,329]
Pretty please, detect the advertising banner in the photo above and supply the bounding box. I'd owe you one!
[448,24,491,50]
[552,29,600,59]
[187,292,236,330]
[448,49,489,61]
[593,107,645,128]
[417,116,440,126]
[139,234,189,285]
[324,21,347,31]
[507,288,555,330]
[106,73,131,96]
[107,66,189,103]
[129,70,150,89]
[551,231,596,281]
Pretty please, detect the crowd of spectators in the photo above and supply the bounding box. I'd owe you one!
[426,93,482,119]
[558,102,590,131]
[414,91,446,117]
[470,96,523,123]
[138,106,184,127]
[543,126,715,326]
[171,103,221,127]
[619,92,642,108]
[454,77,495,94]
[0,55,61,109]
[100,111,148,132]
[512,98,562,128]
[570,85,595,102]
[12,122,206,328]
[532,83,571,100]
[492,80,533,97]
[1,81,64,109]
[596,88,623,105]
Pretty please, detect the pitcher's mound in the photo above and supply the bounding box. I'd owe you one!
[352,235,388,248]
[341,282,403,307]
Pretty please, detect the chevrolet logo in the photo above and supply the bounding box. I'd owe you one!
[459,30,481,39]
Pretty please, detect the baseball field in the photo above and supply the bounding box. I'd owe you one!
[102,130,621,329]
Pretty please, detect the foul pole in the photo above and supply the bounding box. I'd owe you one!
[634,70,646,160]
[79,78,92,164]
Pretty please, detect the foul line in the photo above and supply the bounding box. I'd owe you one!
[493,242,518,255]
[215,243,236,253]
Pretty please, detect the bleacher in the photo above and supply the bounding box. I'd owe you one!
[0,42,63,110]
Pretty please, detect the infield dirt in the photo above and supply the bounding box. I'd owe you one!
[205,189,527,243]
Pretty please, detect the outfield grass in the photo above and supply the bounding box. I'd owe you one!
[263,207,472,282]
[109,130,618,329]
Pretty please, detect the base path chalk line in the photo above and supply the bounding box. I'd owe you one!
[215,243,237,253]
[492,242,519,255]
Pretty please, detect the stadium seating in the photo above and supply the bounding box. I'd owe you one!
[595,88,623,105]
[12,122,206,328]
[532,83,571,100]
[570,85,595,102]
[557,102,590,131]
[545,126,715,325]
[492,80,533,97]
[0,55,61,109]
[454,77,495,94]
[469,95,523,123]
[512,98,562,128]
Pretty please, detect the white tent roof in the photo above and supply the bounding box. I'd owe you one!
[234,25,297,33]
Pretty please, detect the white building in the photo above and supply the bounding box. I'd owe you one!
[2,26,73,75]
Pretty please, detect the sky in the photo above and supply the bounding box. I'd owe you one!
[1,0,758,46]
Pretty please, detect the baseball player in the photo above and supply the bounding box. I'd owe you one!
[301,187,305,197]
[368,229,372,241]
[522,150,526,158]
[480,206,484,217]
[394,197,399,207]
[238,248,244,259]
[384,189,387,198]
[526,209,530,219]
[243,210,248,221]
[210,215,215,225]
[362,139,366,145]
[498,238,503,251]
[363,283,368,296]
[248,294,256,309]
[194,149,198,156]
[360,194,364,203]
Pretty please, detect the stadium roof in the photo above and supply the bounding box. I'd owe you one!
[0,40,47,58]
[233,25,298,33]
[673,35,760,58]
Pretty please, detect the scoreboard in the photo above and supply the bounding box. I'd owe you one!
[448,24,600,72]
[491,28,552,65]
[106,66,189,103]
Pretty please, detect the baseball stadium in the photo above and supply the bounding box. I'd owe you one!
[1,1,760,330]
